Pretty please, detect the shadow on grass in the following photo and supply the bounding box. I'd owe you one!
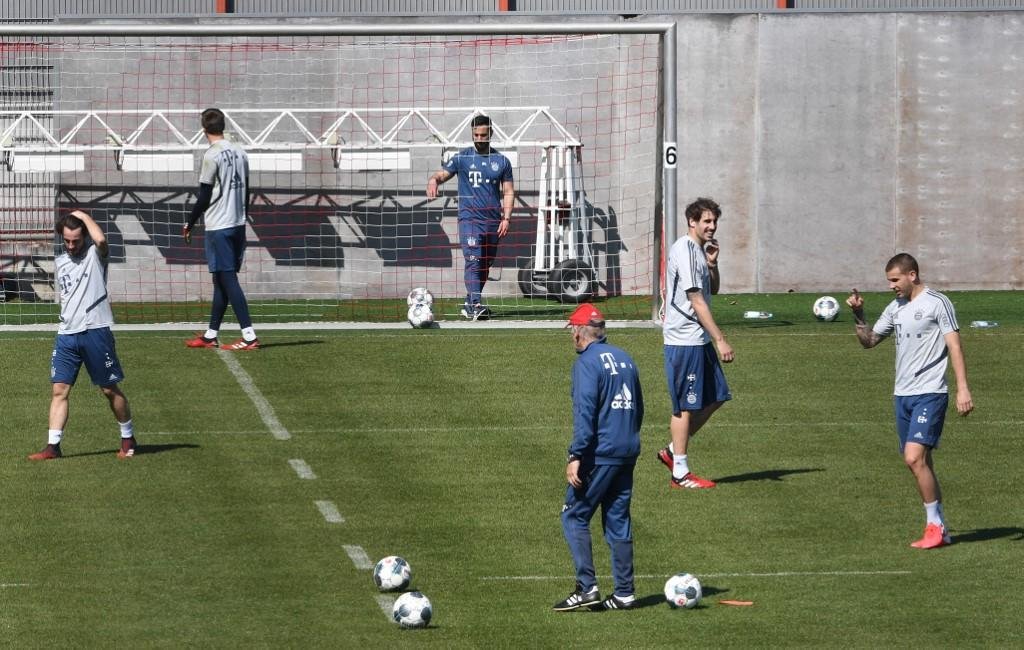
[951,527,1024,544]
[255,340,325,349]
[136,443,200,455]
[713,468,824,485]
[624,584,729,611]
[54,442,199,459]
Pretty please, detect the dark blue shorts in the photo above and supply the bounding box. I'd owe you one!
[204,225,246,273]
[51,327,125,387]
[895,393,948,452]
[664,342,731,414]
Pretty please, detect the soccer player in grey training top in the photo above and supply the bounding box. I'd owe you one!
[656,197,734,489]
[183,107,259,351]
[29,210,136,461]
[846,253,973,549]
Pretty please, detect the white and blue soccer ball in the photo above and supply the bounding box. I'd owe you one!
[407,302,434,328]
[407,287,434,307]
[813,295,841,322]
[392,591,432,629]
[373,556,412,592]
[664,572,702,609]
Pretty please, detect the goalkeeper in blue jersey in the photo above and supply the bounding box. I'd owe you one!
[847,253,974,549]
[426,114,514,321]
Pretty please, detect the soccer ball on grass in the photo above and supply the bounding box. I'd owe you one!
[407,303,434,328]
[373,555,412,591]
[392,591,432,628]
[664,572,702,609]
[812,295,840,322]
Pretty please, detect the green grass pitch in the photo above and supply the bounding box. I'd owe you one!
[1,291,1022,647]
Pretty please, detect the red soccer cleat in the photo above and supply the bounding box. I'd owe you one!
[117,436,137,459]
[670,472,717,489]
[657,446,673,471]
[185,334,219,348]
[28,443,62,461]
[221,338,260,351]
[910,523,951,549]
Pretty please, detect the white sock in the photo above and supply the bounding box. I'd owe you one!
[48,429,63,445]
[673,454,690,479]
[924,500,942,527]
[204,329,218,340]
[241,326,257,342]
[615,594,636,603]
[119,419,134,438]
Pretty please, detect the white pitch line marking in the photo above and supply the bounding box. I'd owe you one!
[288,459,317,480]
[217,349,291,440]
[376,594,396,617]
[344,545,374,570]
[1,583,30,588]
[480,569,912,581]
[315,500,345,523]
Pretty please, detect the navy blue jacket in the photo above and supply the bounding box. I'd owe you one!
[569,338,644,465]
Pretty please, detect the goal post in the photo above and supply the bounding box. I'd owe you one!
[0,22,676,326]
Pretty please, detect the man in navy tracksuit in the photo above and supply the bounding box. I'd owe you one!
[554,303,644,612]
[425,114,514,321]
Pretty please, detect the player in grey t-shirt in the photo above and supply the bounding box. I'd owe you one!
[847,253,973,549]
[656,198,735,490]
[29,210,136,461]
[183,108,258,351]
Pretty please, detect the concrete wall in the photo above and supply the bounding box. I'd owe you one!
[671,11,1023,292]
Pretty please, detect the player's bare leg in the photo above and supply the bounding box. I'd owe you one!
[905,442,949,548]
[904,442,940,503]
[29,383,72,460]
[100,384,131,423]
[101,384,136,459]
[664,404,721,489]
[49,382,72,431]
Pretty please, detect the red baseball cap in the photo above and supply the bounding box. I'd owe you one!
[566,303,605,327]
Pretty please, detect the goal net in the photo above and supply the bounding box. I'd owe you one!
[0,27,664,325]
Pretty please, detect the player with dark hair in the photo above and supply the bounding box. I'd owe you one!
[425,114,514,321]
[183,107,259,350]
[555,303,644,612]
[29,210,136,460]
[846,253,973,549]
[656,197,734,489]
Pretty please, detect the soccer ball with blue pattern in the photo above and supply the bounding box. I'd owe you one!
[392,591,432,628]
[664,572,702,609]
[407,287,434,306]
[813,295,840,322]
[407,303,434,328]
[373,555,412,591]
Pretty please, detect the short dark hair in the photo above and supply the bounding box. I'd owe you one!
[55,212,84,235]
[886,253,919,274]
[471,114,492,129]
[202,108,225,135]
[685,197,721,224]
